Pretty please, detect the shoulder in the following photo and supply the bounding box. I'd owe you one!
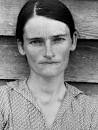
[66,83,98,112]
[0,79,24,107]
[0,83,9,105]
[0,79,19,96]
[0,82,11,115]
[66,83,98,129]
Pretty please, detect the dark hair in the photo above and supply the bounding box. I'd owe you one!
[16,0,76,42]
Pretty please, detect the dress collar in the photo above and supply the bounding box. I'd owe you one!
[7,78,38,107]
[7,79,84,107]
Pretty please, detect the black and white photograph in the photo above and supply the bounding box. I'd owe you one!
[0,0,98,129]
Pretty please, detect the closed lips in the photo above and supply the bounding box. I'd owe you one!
[39,61,60,64]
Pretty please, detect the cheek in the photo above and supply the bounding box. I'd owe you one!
[62,50,70,63]
[27,52,37,63]
[62,42,72,59]
[55,44,71,60]
[24,45,39,63]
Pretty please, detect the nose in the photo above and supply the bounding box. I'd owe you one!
[44,39,55,59]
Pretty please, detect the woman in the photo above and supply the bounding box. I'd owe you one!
[0,0,98,129]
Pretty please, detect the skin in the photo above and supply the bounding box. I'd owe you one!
[18,16,77,78]
[17,16,77,126]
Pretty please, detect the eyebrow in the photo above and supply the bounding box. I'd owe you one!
[26,37,44,41]
[51,34,67,38]
[26,34,67,41]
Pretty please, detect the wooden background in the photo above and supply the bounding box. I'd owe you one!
[0,0,98,96]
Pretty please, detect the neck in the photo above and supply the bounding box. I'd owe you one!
[27,71,66,104]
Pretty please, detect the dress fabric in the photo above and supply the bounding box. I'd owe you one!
[0,79,98,130]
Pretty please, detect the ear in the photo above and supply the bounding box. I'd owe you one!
[70,31,78,51]
[17,39,25,55]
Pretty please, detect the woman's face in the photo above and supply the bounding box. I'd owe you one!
[18,16,77,78]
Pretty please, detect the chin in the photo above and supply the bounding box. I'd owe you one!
[39,70,63,78]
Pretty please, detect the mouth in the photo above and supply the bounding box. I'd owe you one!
[39,61,60,64]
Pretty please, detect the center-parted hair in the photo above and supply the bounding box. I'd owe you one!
[16,0,76,42]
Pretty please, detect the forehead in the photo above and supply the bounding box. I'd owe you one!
[24,16,70,38]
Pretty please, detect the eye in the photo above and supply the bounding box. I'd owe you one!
[53,37,66,43]
[29,38,44,46]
